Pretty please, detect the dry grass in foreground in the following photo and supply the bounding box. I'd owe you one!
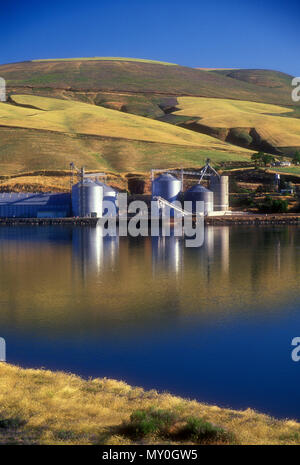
[0,364,300,445]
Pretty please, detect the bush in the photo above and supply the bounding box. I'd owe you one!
[125,408,178,437]
[178,416,234,444]
[258,196,288,213]
[0,416,26,429]
[120,409,235,444]
[231,196,255,208]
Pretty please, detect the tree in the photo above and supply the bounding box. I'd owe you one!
[259,196,288,213]
[251,151,264,166]
[262,154,275,166]
[293,151,300,165]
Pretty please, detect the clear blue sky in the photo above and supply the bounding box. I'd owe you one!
[1,0,299,75]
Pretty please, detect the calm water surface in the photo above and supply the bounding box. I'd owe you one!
[0,225,300,419]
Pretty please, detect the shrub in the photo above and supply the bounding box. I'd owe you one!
[124,408,178,437]
[120,409,235,444]
[177,416,234,444]
[0,416,26,429]
[258,196,288,213]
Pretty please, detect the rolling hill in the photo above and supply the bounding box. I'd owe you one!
[0,94,252,175]
[211,68,294,89]
[0,57,298,186]
[1,58,296,105]
[170,97,300,155]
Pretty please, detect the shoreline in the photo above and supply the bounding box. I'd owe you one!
[0,363,299,445]
[0,213,299,226]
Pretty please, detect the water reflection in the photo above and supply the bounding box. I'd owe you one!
[0,225,299,332]
[152,230,184,276]
[72,226,119,277]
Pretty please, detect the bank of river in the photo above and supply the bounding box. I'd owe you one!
[0,213,300,226]
[0,363,299,445]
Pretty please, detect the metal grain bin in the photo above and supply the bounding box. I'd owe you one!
[95,181,118,217]
[151,173,181,203]
[72,180,103,218]
[209,176,229,211]
[184,184,213,215]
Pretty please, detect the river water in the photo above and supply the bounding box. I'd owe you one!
[0,225,299,419]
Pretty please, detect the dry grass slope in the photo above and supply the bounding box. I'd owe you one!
[0,94,253,177]
[3,95,253,151]
[175,96,300,148]
[32,57,178,66]
[0,364,299,445]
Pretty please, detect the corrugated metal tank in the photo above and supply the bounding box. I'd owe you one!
[72,180,103,217]
[95,181,118,217]
[0,192,71,218]
[209,176,229,211]
[184,184,213,215]
[152,173,181,202]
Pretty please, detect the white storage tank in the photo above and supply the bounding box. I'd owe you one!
[95,181,118,217]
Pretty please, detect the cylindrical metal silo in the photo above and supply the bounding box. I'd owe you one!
[95,181,118,217]
[209,176,229,211]
[151,173,181,203]
[72,180,103,217]
[184,184,213,215]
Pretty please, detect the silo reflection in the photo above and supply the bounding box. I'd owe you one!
[152,227,184,276]
[72,225,119,277]
[183,226,230,282]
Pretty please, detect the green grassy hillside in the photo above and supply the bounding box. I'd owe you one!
[1,58,295,105]
[212,69,293,89]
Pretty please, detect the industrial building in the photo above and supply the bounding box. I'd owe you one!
[0,161,229,219]
[0,192,72,218]
[0,182,117,219]
[0,160,120,219]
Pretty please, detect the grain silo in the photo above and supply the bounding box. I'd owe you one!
[209,176,229,211]
[151,173,181,203]
[184,184,213,215]
[95,181,118,217]
[72,179,103,218]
